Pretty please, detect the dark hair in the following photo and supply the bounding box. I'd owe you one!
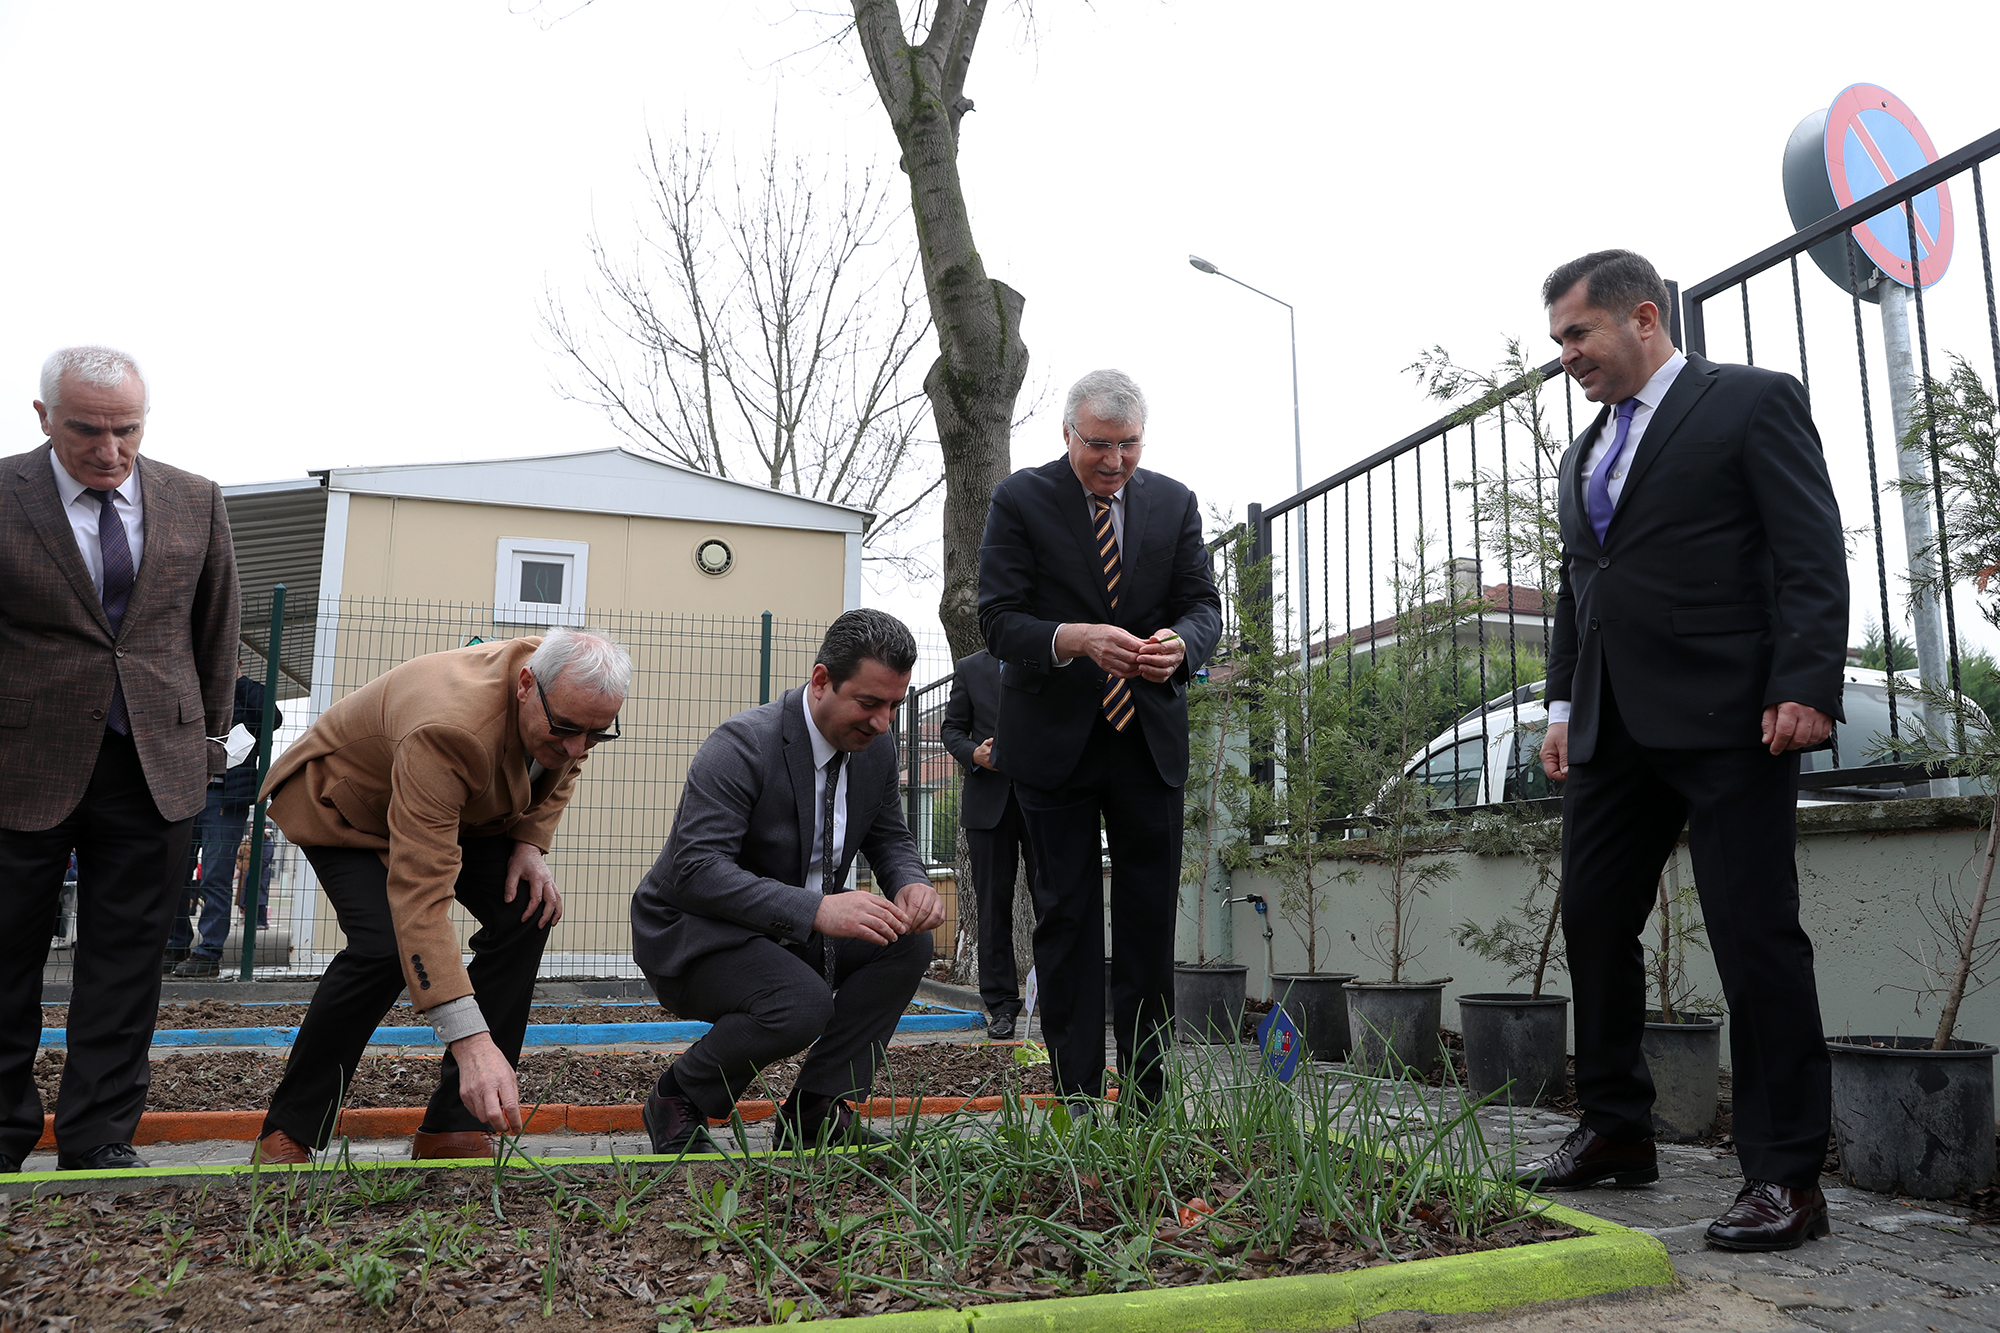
[1541,249,1672,327]
[816,609,918,686]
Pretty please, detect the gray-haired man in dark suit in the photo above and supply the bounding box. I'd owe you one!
[630,610,944,1154]
[0,346,239,1174]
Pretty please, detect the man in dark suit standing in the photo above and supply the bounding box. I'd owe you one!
[631,610,944,1155]
[940,648,1037,1039]
[978,369,1222,1112]
[0,347,240,1173]
[1519,252,1847,1252]
[166,673,282,978]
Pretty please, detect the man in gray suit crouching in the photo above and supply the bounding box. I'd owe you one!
[631,610,944,1154]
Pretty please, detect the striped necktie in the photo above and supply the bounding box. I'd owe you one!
[1093,497,1135,732]
[819,750,846,987]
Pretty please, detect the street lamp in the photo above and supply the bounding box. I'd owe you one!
[1189,254,1309,672]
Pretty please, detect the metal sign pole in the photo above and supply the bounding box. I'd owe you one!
[1877,286,1959,796]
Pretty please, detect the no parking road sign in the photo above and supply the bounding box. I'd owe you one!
[1784,82,1955,299]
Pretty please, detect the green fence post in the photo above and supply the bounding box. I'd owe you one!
[239,584,286,982]
[759,611,773,705]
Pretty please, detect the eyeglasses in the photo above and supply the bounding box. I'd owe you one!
[1066,423,1144,456]
[535,676,621,743]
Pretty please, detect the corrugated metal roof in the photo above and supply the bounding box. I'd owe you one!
[224,481,325,701]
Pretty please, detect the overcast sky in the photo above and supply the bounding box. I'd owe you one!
[5,0,1998,661]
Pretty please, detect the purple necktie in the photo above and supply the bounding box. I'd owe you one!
[1586,398,1639,545]
[89,488,133,734]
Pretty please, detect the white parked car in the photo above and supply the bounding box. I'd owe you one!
[1399,667,1938,810]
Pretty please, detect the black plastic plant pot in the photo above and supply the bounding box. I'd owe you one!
[1642,1012,1723,1142]
[1269,972,1356,1063]
[1829,1034,1997,1199]
[1344,980,1447,1079]
[1457,992,1570,1106]
[1172,962,1248,1044]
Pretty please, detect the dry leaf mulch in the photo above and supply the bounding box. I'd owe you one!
[39,1042,1060,1115]
[43,998,956,1030]
[0,1156,1579,1333]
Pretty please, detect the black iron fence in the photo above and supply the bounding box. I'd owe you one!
[1240,122,2000,815]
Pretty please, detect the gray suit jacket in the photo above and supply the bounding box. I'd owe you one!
[630,686,929,979]
[0,447,240,829]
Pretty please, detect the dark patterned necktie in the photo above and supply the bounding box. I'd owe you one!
[90,488,133,735]
[819,749,846,986]
[1093,497,1134,731]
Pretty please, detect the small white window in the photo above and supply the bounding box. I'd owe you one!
[494,537,589,626]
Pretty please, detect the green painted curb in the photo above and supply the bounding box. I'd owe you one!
[724,1200,1671,1332]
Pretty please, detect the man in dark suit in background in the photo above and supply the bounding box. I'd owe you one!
[166,673,282,979]
[1522,251,1847,1252]
[941,648,1038,1039]
[631,610,944,1155]
[978,369,1222,1112]
[0,347,240,1173]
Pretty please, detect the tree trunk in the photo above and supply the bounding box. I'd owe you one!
[1011,860,1036,990]
[950,825,977,986]
[850,0,1029,661]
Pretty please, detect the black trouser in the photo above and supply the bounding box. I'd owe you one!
[262,836,549,1149]
[1562,685,1830,1188]
[0,730,193,1162]
[967,787,1036,1018]
[647,928,931,1120]
[1016,716,1181,1108]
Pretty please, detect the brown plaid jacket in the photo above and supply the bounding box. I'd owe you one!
[0,447,241,829]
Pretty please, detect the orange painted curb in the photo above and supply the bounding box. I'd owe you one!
[33,1088,1098,1149]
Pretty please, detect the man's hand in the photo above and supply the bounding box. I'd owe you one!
[450,1030,523,1135]
[1135,628,1186,683]
[504,841,563,927]
[1055,622,1149,678]
[814,891,907,945]
[972,738,997,771]
[1762,702,1833,755]
[1540,721,1570,782]
[892,881,946,933]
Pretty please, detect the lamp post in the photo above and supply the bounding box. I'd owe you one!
[1189,255,1309,673]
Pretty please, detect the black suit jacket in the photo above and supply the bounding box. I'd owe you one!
[940,650,1014,830]
[977,457,1223,790]
[629,686,930,979]
[1546,354,1848,763]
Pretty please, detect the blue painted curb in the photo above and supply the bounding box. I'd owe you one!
[40,1006,984,1050]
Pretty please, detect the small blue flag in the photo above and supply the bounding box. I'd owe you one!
[1256,1005,1304,1083]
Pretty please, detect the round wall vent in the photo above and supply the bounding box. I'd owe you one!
[694,539,734,576]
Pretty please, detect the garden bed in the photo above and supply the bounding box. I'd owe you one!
[39,1043,1063,1114]
[0,1050,1646,1332]
[42,1000,953,1030]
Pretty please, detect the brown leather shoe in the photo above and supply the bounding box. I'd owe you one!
[642,1085,719,1157]
[1514,1124,1658,1190]
[252,1129,311,1165]
[410,1130,496,1160]
[1706,1180,1830,1251]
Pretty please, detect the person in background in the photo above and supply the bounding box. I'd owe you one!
[165,673,281,978]
[940,648,1038,1040]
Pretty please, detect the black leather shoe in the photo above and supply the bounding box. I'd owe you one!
[173,958,220,979]
[56,1142,149,1172]
[1706,1180,1830,1251]
[642,1086,719,1157]
[0,1153,21,1175]
[161,949,188,975]
[775,1093,891,1151]
[1513,1125,1657,1190]
[987,1012,1017,1040]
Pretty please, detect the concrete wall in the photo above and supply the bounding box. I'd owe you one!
[1202,798,2000,1068]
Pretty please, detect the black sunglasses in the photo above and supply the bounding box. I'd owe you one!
[534,675,621,743]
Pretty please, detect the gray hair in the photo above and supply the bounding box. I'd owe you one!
[527,627,632,699]
[40,346,149,414]
[1063,368,1148,430]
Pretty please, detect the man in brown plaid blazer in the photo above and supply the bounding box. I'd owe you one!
[0,347,240,1174]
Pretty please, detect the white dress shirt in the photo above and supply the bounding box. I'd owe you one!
[1053,483,1127,666]
[1548,352,1688,727]
[803,689,850,876]
[48,447,146,594]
